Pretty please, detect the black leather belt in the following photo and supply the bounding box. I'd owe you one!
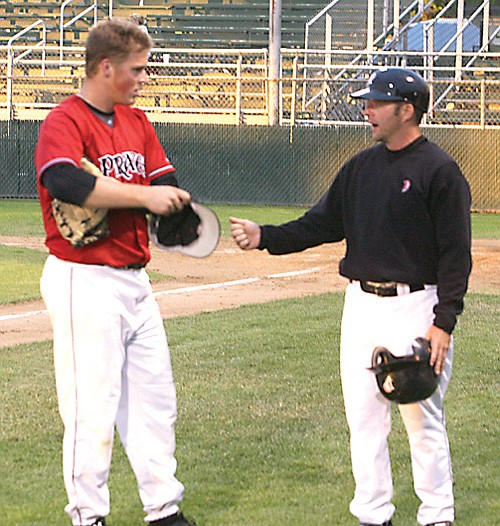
[358,281,425,297]
[116,263,146,270]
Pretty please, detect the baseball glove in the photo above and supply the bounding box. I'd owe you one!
[51,157,109,248]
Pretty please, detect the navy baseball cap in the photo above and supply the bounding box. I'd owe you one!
[351,68,430,112]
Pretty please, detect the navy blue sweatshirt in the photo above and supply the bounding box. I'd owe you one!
[259,136,472,334]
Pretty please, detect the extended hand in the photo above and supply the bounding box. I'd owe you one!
[229,216,261,250]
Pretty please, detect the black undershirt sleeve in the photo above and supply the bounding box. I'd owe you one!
[151,172,179,187]
[42,165,180,208]
[41,163,97,205]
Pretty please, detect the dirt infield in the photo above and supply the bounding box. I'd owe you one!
[0,235,499,348]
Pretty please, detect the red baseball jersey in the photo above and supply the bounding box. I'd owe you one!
[35,95,175,267]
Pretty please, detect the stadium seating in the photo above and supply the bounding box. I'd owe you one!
[2,1,498,52]
[0,0,94,46]
[0,0,331,49]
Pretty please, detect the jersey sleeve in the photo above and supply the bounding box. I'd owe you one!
[429,160,472,333]
[34,104,84,177]
[139,112,176,182]
[259,174,345,254]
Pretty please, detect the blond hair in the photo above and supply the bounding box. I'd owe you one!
[85,18,152,77]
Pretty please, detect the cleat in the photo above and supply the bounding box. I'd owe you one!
[149,511,197,526]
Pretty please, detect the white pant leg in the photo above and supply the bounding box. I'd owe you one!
[399,345,454,525]
[341,284,395,525]
[340,283,454,524]
[41,256,125,525]
[115,278,184,522]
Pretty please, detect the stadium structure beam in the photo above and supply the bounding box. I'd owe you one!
[269,0,282,126]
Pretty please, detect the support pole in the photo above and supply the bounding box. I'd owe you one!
[455,0,464,81]
[482,0,490,51]
[367,0,374,55]
[393,0,400,51]
[268,0,282,126]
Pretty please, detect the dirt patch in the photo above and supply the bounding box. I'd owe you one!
[0,236,498,348]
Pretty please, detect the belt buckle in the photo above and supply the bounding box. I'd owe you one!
[365,281,397,297]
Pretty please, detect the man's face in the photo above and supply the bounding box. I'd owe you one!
[107,50,149,106]
[362,99,406,144]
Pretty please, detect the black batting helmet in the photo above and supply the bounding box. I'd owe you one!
[369,337,439,404]
[351,68,430,113]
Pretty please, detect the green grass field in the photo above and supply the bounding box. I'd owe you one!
[0,200,499,525]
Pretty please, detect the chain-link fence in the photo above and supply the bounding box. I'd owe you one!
[0,43,499,210]
[1,120,498,211]
[280,52,500,126]
[0,46,270,124]
[1,46,500,125]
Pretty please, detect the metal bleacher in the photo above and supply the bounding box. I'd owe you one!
[0,0,92,46]
[1,0,498,127]
[146,1,327,48]
[0,0,331,49]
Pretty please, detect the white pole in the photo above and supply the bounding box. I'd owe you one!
[455,0,464,81]
[483,0,490,51]
[393,0,400,51]
[367,0,374,54]
[322,14,332,119]
[383,0,389,36]
[6,48,13,120]
[268,0,282,126]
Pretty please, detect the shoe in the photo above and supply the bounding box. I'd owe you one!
[149,511,197,526]
[90,519,106,526]
[359,521,393,526]
[425,523,453,526]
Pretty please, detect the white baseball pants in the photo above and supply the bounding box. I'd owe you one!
[340,282,454,526]
[40,255,185,526]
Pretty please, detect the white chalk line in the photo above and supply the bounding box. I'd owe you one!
[153,267,321,297]
[0,266,321,322]
[0,309,48,322]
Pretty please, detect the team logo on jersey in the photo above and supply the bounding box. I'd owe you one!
[99,151,146,180]
[401,179,412,193]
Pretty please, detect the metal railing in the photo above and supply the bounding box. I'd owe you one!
[0,45,499,128]
[59,0,99,60]
[302,0,498,116]
[280,50,500,127]
[5,20,47,120]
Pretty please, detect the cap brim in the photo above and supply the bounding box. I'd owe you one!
[153,202,220,258]
[351,87,401,102]
[350,87,371,99]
